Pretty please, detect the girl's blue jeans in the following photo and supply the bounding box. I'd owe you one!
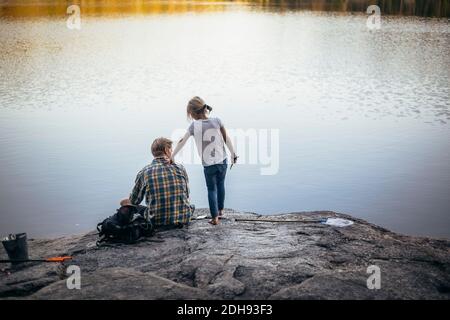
[203,159,228,219]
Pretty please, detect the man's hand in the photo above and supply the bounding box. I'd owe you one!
[120,198,132,207]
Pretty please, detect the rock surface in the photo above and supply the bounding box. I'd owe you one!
[1,209,449,300]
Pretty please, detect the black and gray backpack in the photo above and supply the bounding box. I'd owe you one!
[97,205,154,245]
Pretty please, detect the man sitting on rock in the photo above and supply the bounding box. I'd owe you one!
[120,137,193,229]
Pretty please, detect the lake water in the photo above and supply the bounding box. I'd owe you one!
[1,2,449,238]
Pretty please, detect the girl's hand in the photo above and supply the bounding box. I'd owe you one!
[230,154,239,170]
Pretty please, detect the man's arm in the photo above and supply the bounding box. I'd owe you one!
[180,165,190,200]
[129,169,146,205]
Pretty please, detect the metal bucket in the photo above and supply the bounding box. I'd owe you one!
[2,233,29,264]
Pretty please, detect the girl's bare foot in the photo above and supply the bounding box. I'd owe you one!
[208,218,219,225]
[218,210,224,218]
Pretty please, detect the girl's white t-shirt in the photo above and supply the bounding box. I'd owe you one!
[188,117,227,167]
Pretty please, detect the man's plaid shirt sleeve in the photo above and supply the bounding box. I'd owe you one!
[180,165,190,199]
[129,169,146,205]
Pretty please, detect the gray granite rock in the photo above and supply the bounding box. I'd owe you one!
[1,209,449,300]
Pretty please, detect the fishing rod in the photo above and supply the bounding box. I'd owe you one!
[194,215,327,223]
[234,218,326,223]
[230,155,239,170]
[0,256,72,263]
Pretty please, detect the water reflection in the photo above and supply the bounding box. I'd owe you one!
[0,0,449,17]
[0,2,449,239]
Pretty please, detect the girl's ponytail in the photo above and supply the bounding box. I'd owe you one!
[187,96,211,120]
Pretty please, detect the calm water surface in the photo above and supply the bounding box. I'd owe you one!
[0,3,449,238]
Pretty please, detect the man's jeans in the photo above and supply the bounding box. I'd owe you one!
[203,159,228,219]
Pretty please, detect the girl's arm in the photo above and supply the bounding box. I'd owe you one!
[220,126,238,163]
[171,131,191,161]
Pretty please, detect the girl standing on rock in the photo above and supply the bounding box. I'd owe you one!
[171,96,238,225]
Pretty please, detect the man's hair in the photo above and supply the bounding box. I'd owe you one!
[151,137,173,157]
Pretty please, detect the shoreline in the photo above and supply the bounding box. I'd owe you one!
[1,209,449,300]
[15,209,450,241]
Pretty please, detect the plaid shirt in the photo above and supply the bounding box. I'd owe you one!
[129,157,192,226]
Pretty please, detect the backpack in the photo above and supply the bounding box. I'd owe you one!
[97,205,154,245]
